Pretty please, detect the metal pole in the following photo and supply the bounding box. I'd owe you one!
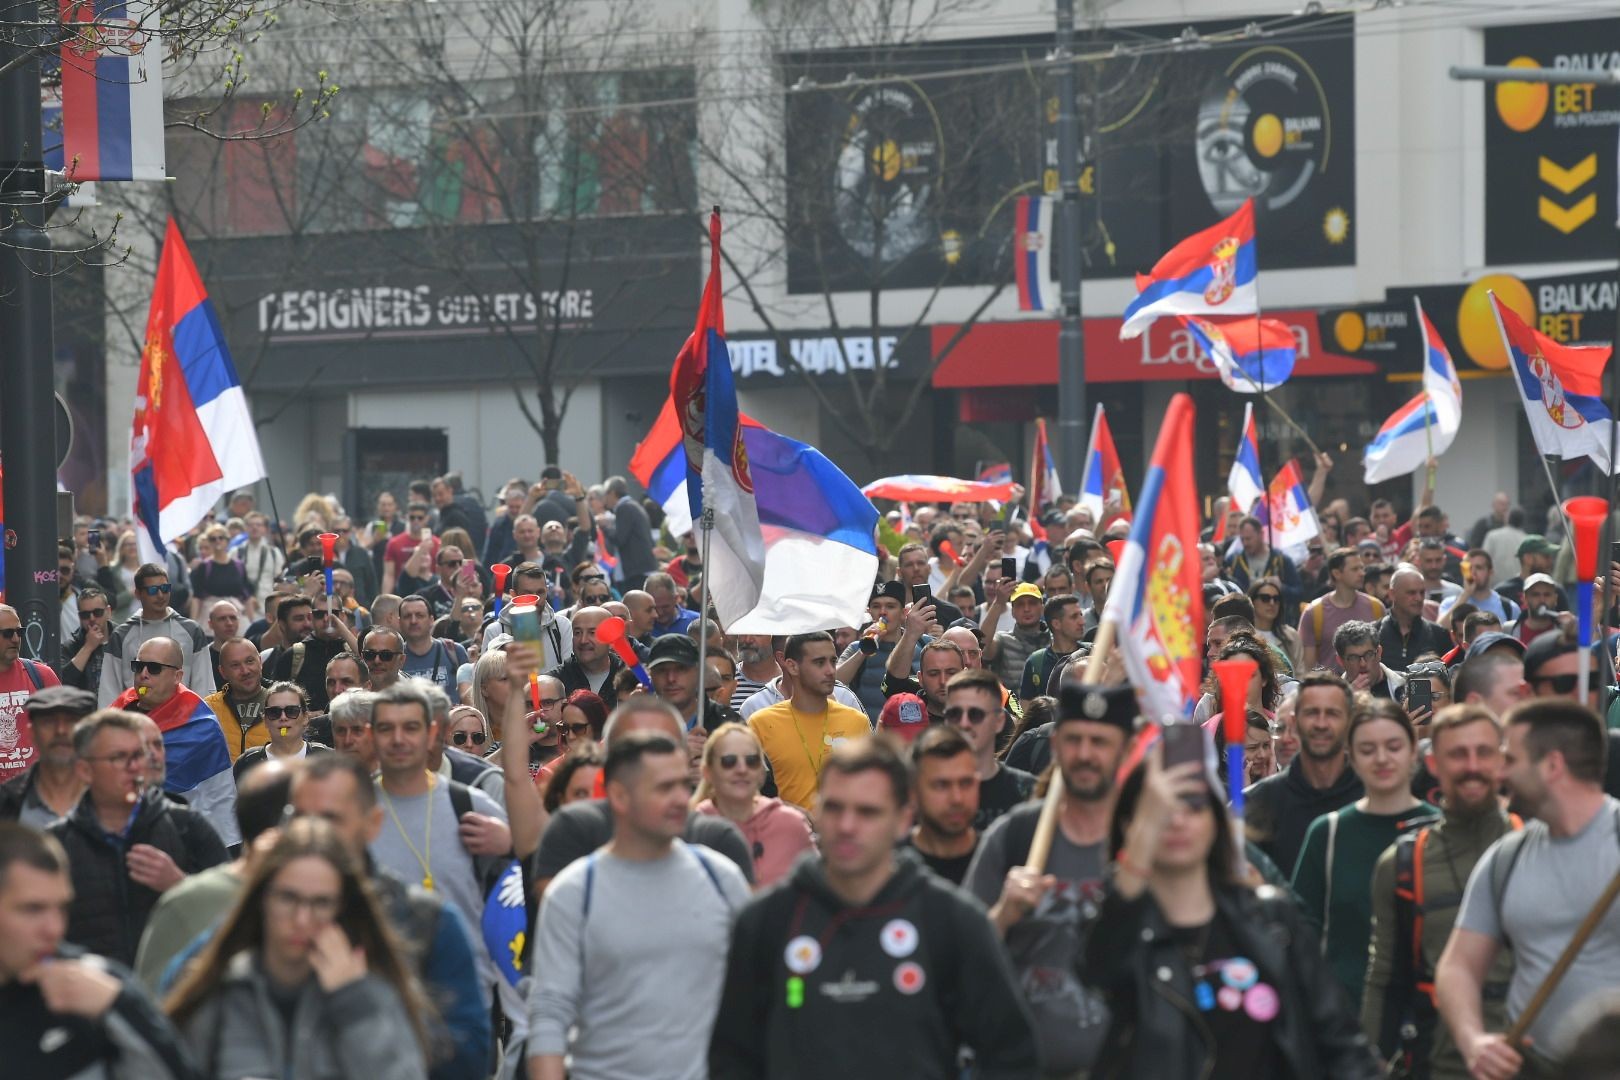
[1053,0,1088,491]
[695,503,713,732]
[0,0,62,666]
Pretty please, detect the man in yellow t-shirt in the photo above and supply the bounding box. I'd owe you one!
[748,631,873,810]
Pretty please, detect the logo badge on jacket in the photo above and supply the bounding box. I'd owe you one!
[785,935,821,974]
[879,918,918,958]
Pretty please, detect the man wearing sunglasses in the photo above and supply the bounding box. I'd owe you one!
[108,638,239,848]
[0,604,62,786]
[944,669,1035,832]
[1523,628,1605,712]
[265,594,357,715]
[97,563,215,709]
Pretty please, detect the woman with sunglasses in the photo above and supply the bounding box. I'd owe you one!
[190,525,254,621]
[233,682,333,781]
[165,817,435,1079]
[1249,577,1301,675]
[1084,732,1380,1079]
[445,704,491,757]
[1291,700,1436,1015]
[693,722,813,888]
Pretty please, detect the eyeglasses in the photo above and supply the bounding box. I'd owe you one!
[452,730,488,746]
[719,753,763,769]
[1418,538,1446,550]
[265,887,341,920]
[78,607,107,619]
[1341,650,1378,667]
[0,628,19,641]
[143,584,172,596]
[1538,673,1581,695]
[131,660,177,676]
[561,721,592,737]
[438,559,464,571]
[944,705,991,724]
[537,697,563,709]
[83,751,145,769]
[1253,593,1281,604]
[264,705,306,720]
[362,649,399,662]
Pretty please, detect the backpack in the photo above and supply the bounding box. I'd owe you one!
[1485,805,1620,951]
[1310,594,1386,648]
[19,659,44,690]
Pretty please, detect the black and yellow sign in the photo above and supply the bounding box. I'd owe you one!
[1485,19,1620,264]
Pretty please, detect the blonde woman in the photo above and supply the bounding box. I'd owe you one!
[693,722,813,887]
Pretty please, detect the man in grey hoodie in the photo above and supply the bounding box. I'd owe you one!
[99,563,214,708]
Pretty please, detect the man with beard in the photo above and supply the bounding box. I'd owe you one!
[730,635,778,711]
[899,724,981,885]
[1243,670,1364,877]
[265,592,357,713]
[0,687,94,827]
[963,682,1133,1078]
[1363,705,1518,1080]
[1438,699,1620,1079]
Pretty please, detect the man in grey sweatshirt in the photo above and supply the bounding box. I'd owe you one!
[527,729,749,1080]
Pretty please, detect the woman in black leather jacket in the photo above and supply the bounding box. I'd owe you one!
[1083,734,1381,1079]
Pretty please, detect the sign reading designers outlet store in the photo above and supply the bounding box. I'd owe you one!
[1485,18,1620,264]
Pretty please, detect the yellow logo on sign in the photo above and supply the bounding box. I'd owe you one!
[1538,154,1597,233]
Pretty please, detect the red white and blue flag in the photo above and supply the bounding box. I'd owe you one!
[1120,199,1258,340]
[111,686,238,847]
[1078,403,1130,526]
[130,219,265,563]
[1228,403,1265,513]
[1013,195,1053,312]
[1027,418,1063,543]
[862,475,1019,504]
[59,0,165,182]
[670,210,767,625]
[1262,460,1320,559]
[1179,315,1296,394]
[1363,299,1462,484]
[1419,297,1463,432]
[1493,292,1617,473]
[1102,393,1205,722]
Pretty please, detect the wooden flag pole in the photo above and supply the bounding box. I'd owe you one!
[1505,866,1620,1049]
[1026,620,1116,873]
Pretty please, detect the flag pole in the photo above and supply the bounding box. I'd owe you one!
[693,203,722,733]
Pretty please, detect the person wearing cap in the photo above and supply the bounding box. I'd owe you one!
[944,669,1034,832]
[1509,573,1565,647]
[0,686,95,827]
[1496,535,1563,611]
[964,681,1135,1076]
[747,633,873,812]
[837,580,919,721]
[982,581,1051,691]
[649,634,729,734]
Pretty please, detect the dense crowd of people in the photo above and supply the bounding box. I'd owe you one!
[5,465,1620,1079]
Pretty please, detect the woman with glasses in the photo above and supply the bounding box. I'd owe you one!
[165,817,434,1079]
[445,704,491,757]
[692,722,813,888]
[542,743,604,813]
[189,525,254,621]
[234,682,333,781]
[1084,733,1380,1078]
[1290,700,1437,1016]
[1248,577,1301,674]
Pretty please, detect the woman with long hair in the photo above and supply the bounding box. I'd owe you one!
[543,743,605,813]
[468,648,511,723]
[692,722,814,888]
[1290,700,1436,1014]
[1085,734,1380,1078]
[190,522,253,620]
[113,530,143,621]
[165,817,434,1079]
[1248,577,1301,674]
[1201,634,1282,726]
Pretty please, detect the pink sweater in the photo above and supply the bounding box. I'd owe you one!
[696,796,815,887]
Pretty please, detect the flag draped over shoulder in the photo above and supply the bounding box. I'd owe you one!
[1102,394,1205,722]
[1120,199,1258,340]
[130,218,265,563]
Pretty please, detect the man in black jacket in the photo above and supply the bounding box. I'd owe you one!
[548,605,623,709]
[0,822,201,1080]
[604,475,657,591]
[49,711,227,965]
[59,585,115,694]
[710,735,1036,1080]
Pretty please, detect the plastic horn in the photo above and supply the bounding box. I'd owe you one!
[939,540,964,567]
[490,563,512,615]
[318,533,338,597]
[509,593,541,608]
[1213,655,1259,863]
[597,615,653,688]
[1565,496,1608,704]
[1105,539,1126,565]
[530,671,540,712]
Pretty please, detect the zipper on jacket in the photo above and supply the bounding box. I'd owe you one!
[1148,969,1217,1080]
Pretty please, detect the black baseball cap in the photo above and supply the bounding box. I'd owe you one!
[647,635,699,669]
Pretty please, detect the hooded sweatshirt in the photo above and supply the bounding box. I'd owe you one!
[709,849,1037,1080]
[98,607,214,707]
[1243,754,1365,878]
[695,796,815,887]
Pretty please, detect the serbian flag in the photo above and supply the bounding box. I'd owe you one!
[59,0,166,181]
[1363,394,1444,484]
[130,219,266,563]
[1102,394,1205,721]
[1078,403,1130,526]
[1262,460,1320,559]
[1179,315,1296,393]
[1120,199,1258,340]
[1492,293,1617,472]
[1014,195,1054,312]
[1418,297,1463,433]
[862,475,1018,504]
[1228,403,1265,513]
[594,524,620,581]
[112,686,239,847]
[1027,418,1063,542]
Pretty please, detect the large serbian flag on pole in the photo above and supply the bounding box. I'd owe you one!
[1492,293,1618,473]
[670,209,767,626]
[1120,199,1258,340]
[1102,393,1206,722]
[131,219,265,563]
[59,0,166,181]
[1228,403,1265,514]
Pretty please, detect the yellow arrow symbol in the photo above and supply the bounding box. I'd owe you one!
[1539,194,1596,233]
[1539,154,1596,195]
